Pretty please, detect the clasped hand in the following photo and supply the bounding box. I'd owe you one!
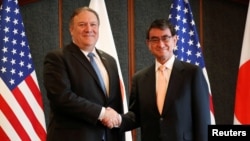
[101,107,121,129]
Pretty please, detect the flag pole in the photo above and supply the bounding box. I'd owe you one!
[128,0,136,140]
[128,0,135,89]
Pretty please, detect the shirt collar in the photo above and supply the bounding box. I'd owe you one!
[81,48,99,59]
[155,55,175,72]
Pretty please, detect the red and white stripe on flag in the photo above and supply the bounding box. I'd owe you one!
[234,0,250,124]
[89,0,133,141]
[0,72,47,141]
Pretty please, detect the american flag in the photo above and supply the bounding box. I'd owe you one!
[0,0,47,140]
[168,0,215,124]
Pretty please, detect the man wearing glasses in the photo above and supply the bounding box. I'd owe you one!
[104,19,210,141]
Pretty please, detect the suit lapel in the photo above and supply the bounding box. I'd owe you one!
[161,59,185,116]
[66,44,106,96]
[141,65,159,115]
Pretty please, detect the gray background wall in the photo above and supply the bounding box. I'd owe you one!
[19,0,248,139]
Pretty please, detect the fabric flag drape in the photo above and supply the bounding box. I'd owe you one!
[0,0,47,140]
[233,0,250,125]
[89,0,132,141]
[168,0,215,124]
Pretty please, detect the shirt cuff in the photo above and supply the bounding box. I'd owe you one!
[98,107,105,120]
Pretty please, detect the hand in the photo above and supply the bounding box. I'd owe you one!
[101,107,121,129]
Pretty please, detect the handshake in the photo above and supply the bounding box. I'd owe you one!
[101,107,121,129]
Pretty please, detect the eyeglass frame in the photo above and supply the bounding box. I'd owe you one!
[148,35,173,44]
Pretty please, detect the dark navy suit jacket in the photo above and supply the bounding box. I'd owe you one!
[121,59,210,141]
[44,42,124,141]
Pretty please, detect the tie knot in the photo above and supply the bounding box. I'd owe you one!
[158,65,166,72]
[87,52,95,59]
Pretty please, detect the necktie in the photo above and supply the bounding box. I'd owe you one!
[156,65,167,114]
[87,52,107,95]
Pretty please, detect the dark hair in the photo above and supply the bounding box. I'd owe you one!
[146,19,176,39]
[69,6,100,26]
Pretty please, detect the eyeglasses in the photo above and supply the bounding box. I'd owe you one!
[149,35,173,44]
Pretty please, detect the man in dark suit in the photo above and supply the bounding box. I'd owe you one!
[43,6,123,141]
[104,19,211,141]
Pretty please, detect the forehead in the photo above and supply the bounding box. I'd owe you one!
[149,28,171,37]
[73,10,98,23]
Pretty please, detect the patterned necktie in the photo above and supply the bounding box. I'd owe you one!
[87,52,107,95]
[156,65,167,114]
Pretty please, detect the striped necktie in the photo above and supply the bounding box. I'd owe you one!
[88,52,107,95]
[156,65,167,114]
